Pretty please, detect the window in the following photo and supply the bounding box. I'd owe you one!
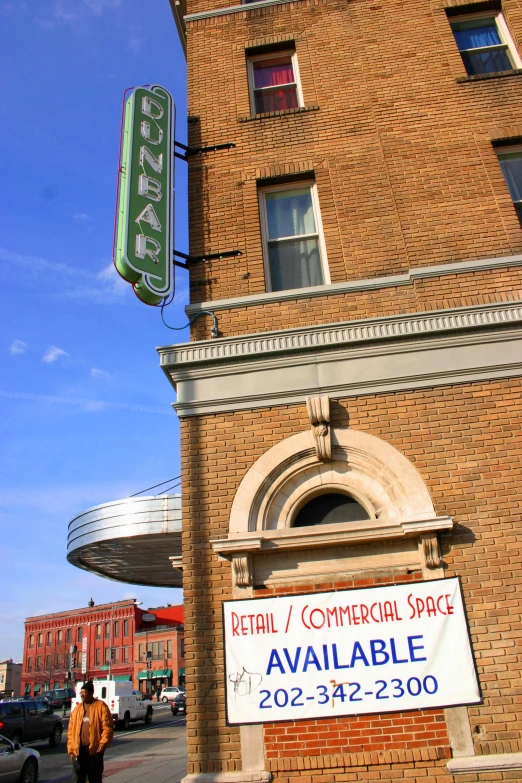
[123,620,129,637]
[105,623,110,639]
[27,657,33,672]
[247,50,302,115]
[259,182,328,292]
[37,656,42,670]
[58,630,63,643]
[95,649,100,665]
[167,640,172,658]
[113,648,119,664]
[124,647,129,663]
[29,634,34,648]
[46,632,52,645]
[101,686,107,699]
[152,641,159,659]
[139,643,144,660]
[105,647,111,664]
[293,493,370,528]
[181,638,185,658]
[96,624,101,640]
[37,633,42,647]
[77,627,82,643]
[46,655,51,669]
[67,629,72,644]
[114,621,120,638]
[497,147,522,225]
[449,12,521,75]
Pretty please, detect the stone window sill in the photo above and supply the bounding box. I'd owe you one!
[457,68,522,83]
[238,104,319,122]
[211,514,453,558]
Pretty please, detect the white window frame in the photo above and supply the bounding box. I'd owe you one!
[450,11,522,72]
[258,180,330,293]
[496,144,522,218]
[247,50,304,116]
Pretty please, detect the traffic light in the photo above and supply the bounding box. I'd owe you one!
[71,655,76,669]
[146,659,152,670]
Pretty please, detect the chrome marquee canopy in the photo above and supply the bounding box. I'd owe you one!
[67,494,182,587]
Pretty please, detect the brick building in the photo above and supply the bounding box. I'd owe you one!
[21,599,141,696]
[21,601,185,696]
[134,605,186,694]
[157,0,522,779]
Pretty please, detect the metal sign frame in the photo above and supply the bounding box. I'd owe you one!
[114,85,175,305]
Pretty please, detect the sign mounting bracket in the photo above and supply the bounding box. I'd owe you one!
[173,249,242,269]
[174,140,236,161]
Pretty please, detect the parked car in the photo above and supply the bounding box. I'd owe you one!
[170,692,187,715]
[0,700,63,747]
[39,689,74,709]
[0,734,40,783]
[159,686,185,703]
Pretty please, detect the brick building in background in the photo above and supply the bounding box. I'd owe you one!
[21,600,184,696]
[159,0,522,779]
[134,605,185,694]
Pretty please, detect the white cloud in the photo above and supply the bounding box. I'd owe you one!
[74,212,90,222]
[128,36,142,55]
[10,339,28,355]
[91,368,110,379]
[0,249,132,305]
[0,390,174,416]
[42,346,68,364]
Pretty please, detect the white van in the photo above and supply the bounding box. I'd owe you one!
[72,681,152,730]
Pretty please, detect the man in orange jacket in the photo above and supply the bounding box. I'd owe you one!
[67,681,114,783]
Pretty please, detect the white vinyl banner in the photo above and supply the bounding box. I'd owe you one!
[223,577,480,725]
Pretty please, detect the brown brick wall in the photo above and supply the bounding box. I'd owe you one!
[180,379,522,776]
[185,0,522,332]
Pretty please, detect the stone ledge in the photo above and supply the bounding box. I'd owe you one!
[457,68,522,83]
[447,752,522,772]
[181,774,271,783]
[238,105,319,122]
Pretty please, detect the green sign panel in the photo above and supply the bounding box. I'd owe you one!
[114,85,174,305]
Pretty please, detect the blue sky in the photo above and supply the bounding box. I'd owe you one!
[1,0,188,660]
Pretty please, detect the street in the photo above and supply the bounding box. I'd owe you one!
[31,703,187,783]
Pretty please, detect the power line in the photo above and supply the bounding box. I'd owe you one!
[128,476,181,497]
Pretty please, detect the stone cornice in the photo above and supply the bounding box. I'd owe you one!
[185,0,299,22]
[185,253,522,314]
[160,301,522,368]
[158,302,522,416]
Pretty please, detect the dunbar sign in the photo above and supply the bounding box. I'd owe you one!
[114,85,174,305]
[223,578,480,725]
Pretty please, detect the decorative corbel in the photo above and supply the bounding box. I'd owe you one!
[169,556,183,570]
[231,554,253,587]
[419,533,442,569]
[306,395,331,461]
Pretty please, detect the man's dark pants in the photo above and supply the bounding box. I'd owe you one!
[71,746,104,783]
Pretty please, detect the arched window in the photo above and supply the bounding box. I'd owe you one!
[293,492,370,528]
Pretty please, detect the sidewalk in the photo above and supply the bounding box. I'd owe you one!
[102,743,187,782]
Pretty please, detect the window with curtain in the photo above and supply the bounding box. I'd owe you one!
[248,51,302,115]
[497,148,522,226]
[259,183,327,292]
[450,13,520,75]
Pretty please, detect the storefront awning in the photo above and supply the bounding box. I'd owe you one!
[96,675,131,682]
[34,685,40,693]
[178,669,185,676]
[24,684,31,692]
[137,669,172,680]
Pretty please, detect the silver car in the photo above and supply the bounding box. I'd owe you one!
[0,735,39,782]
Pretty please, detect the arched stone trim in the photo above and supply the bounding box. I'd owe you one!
[212,427,452,583]
[229,428,436,534]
